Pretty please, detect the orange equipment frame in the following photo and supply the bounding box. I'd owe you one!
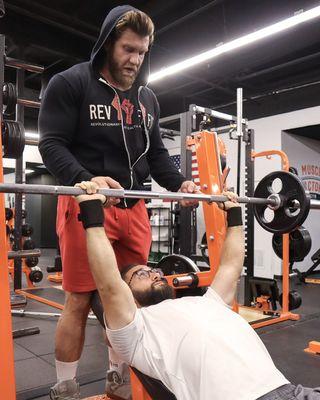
[249,150,300,328]
[305,341,320,355]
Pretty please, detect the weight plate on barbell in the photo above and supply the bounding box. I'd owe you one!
[253,171,310,234]
[157,254,200,275]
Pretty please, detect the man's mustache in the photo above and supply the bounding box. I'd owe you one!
[151,277,168,288]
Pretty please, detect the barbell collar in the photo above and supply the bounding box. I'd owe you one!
[266,193,282,210]
[0,183,278,207]
[289,199,320,210]
[172,273,199,287]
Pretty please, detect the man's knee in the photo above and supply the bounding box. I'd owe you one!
[64,291,92,316]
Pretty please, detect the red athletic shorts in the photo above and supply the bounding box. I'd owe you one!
[56,196,152,292]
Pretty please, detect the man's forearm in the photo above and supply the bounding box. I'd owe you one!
[86,227,122,293]
[85,227,136,329]
[210,207,245,305]
[219,225,244,274]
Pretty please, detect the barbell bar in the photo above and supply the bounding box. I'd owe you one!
[0,182,279,206]
[0,171,319,234]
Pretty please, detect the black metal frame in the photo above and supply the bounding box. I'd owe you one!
[2,41,44,290]
[13,68,24,290]
[160,101,247,259]
[179,106,195,256]
[243,129,255,306]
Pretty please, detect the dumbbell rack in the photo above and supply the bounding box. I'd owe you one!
[6,210,42,287]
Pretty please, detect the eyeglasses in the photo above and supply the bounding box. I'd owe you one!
[128,268,164,287]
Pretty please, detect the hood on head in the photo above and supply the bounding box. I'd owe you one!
[90,4,151,86]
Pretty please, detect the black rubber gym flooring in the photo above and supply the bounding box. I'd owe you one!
[11,249,320,399]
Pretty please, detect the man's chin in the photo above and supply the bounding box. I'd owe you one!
[152,282,175,302]
[133,282,175,307]
[117,72,136,89]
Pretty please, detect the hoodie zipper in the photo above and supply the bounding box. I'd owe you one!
[98,78,150,205]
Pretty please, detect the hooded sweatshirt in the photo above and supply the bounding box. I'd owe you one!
[38,5,185,207]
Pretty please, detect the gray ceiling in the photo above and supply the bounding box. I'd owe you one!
[3,0,320,128]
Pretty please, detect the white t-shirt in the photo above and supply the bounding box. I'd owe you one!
[106,288,289,400]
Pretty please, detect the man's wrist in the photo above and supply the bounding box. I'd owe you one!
[226,207,242,227]
[78,200,104,229]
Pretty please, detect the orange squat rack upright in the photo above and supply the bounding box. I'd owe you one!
[244,149,299,328]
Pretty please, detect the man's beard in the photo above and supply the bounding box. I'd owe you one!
[132,280,175,307]
[108,53,138,89]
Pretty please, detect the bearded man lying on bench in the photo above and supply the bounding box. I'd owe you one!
[75,181,320,400]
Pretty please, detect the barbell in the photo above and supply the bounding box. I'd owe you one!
[0,170,319,234]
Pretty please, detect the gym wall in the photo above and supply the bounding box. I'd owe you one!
[282,132,320,272]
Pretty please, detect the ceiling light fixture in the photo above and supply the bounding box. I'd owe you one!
[148,5,320,83]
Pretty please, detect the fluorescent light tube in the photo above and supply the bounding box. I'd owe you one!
[149,6,320,83]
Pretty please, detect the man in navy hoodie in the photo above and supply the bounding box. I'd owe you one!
[39,5,198,400]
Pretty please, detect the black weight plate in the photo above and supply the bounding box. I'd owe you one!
[279,290,302,311]
[6,120,17,158]
[2,120,25,159]
[272,226,312,262]
[157,254,199,275]
[21,223,34,237]
[254,171,310,234]
[25,257,39,268]
[13,121,25,159]
[3,83,17,115]
[23,238,36,250]
[2,120,11,157]
[5,207,13,220]
[29,268,43,283]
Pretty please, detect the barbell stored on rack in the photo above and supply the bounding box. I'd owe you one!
[0,171,319,234]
